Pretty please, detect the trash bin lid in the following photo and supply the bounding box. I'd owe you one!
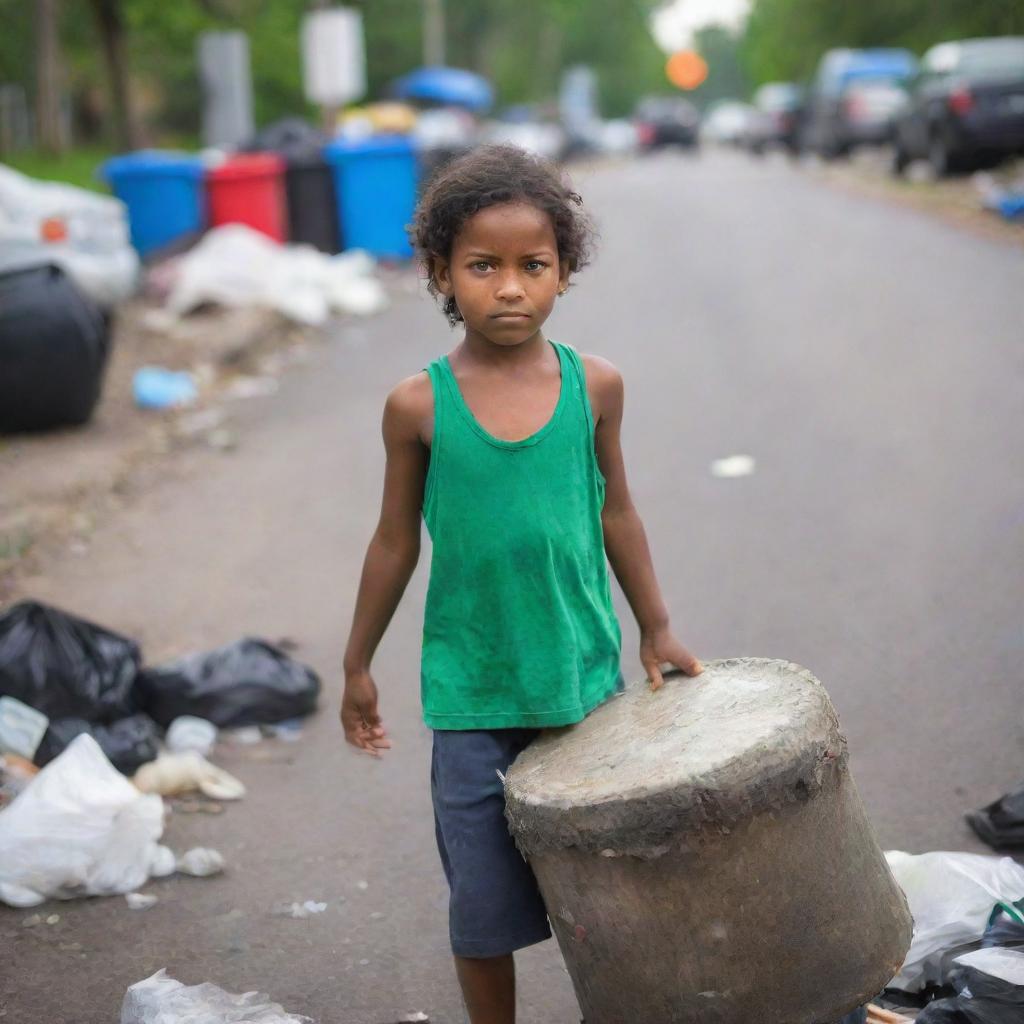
[100,150,205,181]
[207,152,286,181]
[504,658,847,858]
[324,135,416,162]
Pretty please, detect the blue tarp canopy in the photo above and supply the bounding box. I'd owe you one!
[389,67,494,112]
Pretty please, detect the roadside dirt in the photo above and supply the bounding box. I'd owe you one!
[0,302,317,598]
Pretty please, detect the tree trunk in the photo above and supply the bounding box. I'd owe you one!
[90,0,140,150]
[34,0,64,154]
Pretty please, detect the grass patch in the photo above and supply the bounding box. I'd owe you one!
[3,146,116,193]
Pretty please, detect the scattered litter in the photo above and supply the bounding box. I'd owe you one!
[359,959,370,966]
[165,716,218,757]
[174,408,229,442]
[886,849,1024,990]
[224,376,280,401]
[357,880,369,891]
[710,454,756,478]
[967,785,1024,850]
[221,726,263,745]
[0,696,49,760]
[46,913,60,925]
[275,899,327,919]
[0,734,170,907]
[134,752,245,801]
[395,1015,429,1023]
[136,638,320,730]
[176,847,226,878]
[261,719,305,742]
[369,911,384,920]
[120,969,313,1024]
[164,224,389,326]
[916,946,1024,1023]
[150,845,176,878]
[0,751,39,808]
[974,171,1024,222]
[125,892,158,911]
[22,913,42,927]
[133,366,199,410]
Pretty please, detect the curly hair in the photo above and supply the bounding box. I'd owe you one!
[409,144,596,327]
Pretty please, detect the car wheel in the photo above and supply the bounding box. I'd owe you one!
[928,130,961,177]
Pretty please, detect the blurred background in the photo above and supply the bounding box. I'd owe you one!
[2,3,1024,1023]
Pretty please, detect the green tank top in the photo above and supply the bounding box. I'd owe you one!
[421,339,622,730]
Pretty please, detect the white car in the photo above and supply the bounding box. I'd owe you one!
[0,163,139,309]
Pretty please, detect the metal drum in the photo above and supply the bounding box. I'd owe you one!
[504,658,911,1024]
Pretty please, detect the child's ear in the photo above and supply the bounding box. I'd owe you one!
[558,259,571,294]
[433,254,452,295]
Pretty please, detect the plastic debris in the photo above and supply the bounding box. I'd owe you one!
[275,899,327,919]
[224,376,280,401]
[0,696,49,760]
[164,224,388,326]
[133,366,199,410]
[136,638,320,730]
[125,892,158,911]
[165,716,218,757]
[175,847,226,878]
[916,946,1024,1022]
[967,786,1024,850]
[886,849,1024,991]
[120,969,313,1024]
[221,726,264,745]
[134,752,245,801]
[0,735,170,907]
[710,454,756,478]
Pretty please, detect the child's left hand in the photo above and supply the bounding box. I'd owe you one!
[640,627,703,692]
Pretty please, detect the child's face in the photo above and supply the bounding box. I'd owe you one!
[434,202,570,346]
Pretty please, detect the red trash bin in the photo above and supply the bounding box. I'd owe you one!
[206,153,288,242]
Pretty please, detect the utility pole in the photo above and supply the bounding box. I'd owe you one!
[34,0,64,154]
[423,0,445,67]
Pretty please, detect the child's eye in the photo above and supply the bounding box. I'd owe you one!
[525,261,547,271]
[471,261,493,272]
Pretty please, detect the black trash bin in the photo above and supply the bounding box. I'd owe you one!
[0,264,110,432]
[242,118,341,254]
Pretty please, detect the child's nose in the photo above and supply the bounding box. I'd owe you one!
[495,272,526,300]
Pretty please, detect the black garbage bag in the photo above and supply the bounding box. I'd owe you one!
[136,638,320,728]
[35,713,161,773]
[967,787,1024,850]
[916,950,1024,1024]
[0,264,111,432]
[982,902,1024,951]
[0,601,141,722]
[241,116,327,158]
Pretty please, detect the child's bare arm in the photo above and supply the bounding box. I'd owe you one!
[584,355,702,691]
[341,375,431,755]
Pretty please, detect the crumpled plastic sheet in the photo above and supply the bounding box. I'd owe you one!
[120,969,313,1024]
[164,224,389,326]
[0,734,169,907]
[886,849,1024,991]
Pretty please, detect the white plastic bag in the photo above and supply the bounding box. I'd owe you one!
[165,224,388,325]
[0,734,169,907]
[120,969,313,1023]
[886,849,1024,991]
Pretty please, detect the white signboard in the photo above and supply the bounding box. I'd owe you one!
[301,8,366,106]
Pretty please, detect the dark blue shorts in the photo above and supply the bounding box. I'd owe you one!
[431,728,552,958]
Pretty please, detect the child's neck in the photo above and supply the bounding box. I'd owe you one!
[458,327,550,368]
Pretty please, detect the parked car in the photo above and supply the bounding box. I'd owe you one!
[802,48,918,158]
[700,101,757,147]
[634,96,700,150]
[892,37,1024,176]
[0,163,138,311]
[742,83,806,154]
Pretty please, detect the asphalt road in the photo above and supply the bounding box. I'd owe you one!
[4,149,1023,1023]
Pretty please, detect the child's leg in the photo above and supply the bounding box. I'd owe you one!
[431,728,552,1024]
[454,952,515,1024]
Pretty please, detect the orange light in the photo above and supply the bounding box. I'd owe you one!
[666,50,708,91]
[40,217,68,243]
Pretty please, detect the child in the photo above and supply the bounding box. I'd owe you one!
[340,144,702,1024]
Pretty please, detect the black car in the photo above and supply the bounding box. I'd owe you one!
[744,83,805,154]
[634,96,700,151]
[892,37,1024,176]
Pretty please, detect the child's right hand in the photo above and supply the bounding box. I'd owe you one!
[341,671,392,757]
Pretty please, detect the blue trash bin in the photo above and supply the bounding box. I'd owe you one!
[324,136,417,260]
[101,151,206,257]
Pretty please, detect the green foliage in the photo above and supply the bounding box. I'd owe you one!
[688,25,751,107]
[743,0,1024,86]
